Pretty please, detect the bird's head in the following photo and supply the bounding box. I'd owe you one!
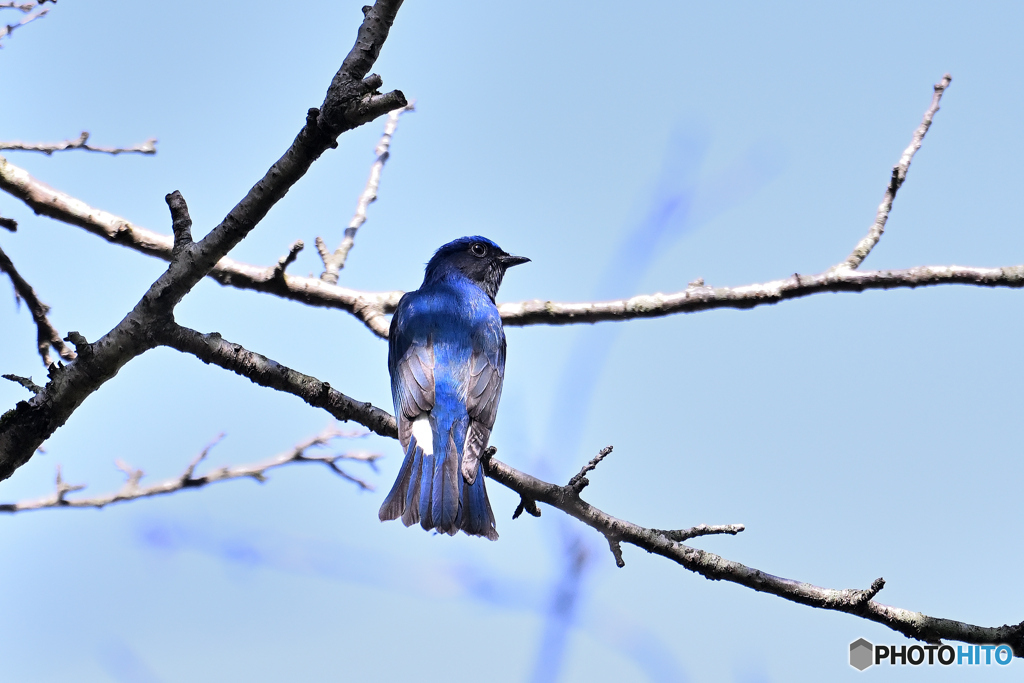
[424,236,530,300]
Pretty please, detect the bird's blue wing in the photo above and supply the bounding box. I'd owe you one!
[460,308,506,485]
[380,293,436,527]
[387,294,436,449]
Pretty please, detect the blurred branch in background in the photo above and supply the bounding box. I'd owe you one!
[133,513,687,679]
[0,425,380,513]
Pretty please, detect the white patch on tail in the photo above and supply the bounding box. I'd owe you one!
[411,416,434,455]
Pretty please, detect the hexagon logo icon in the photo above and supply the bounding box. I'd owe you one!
[850,638,874,671]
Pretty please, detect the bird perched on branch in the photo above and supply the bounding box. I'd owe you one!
[379,236,529,540]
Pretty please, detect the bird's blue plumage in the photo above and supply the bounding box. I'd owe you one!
[379,237,529,540]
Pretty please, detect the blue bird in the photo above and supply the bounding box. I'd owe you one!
[379,236,529,540]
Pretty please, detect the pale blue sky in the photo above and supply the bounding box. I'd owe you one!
[2,2,1023,681]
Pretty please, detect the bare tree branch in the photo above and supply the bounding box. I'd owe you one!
[0,132,157,156]
[0,426,381,513]
[0,5,45,44]
[0,0,407,480]
[0,242,77,366]
[0,214,15,232]
[317,101,415,284]
[835,74,952,271]
[482,448,1024,657]
[498,264,1024,326]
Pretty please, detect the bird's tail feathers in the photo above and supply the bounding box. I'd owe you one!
[458,460,498,540]
[378,413,497,540]
[378,433,422,525]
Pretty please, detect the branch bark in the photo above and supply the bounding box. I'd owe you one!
[153,322,397,439]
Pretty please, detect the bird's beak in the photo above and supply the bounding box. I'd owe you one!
[499,254,530,267]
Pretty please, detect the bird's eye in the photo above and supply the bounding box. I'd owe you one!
[470,243,487,257]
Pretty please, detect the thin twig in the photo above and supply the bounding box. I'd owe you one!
[0,426,380,513]
[656,524,746,542]
[0,243,77,366]
[567,445,613,492]
[2,373,42,394]
[0,215,15,231]
[0,131,157,156]
[273,240,304,279]
[835,74,952,271]
[318,101,415,284]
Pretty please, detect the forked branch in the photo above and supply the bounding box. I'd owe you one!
[0,426,381,513]
[483,449,1024,656]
